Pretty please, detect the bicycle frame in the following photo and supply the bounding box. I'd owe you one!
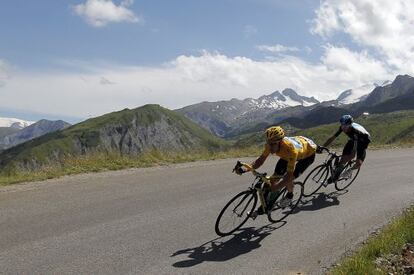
[315,146,360,191]
[239,162,278,213]
[319,147,341,177]
[250,176,270,213]
[215,161,303,236]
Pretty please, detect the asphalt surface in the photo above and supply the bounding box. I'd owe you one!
[0,149,413,274]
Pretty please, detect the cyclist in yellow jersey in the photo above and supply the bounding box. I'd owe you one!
[235,126,317,218]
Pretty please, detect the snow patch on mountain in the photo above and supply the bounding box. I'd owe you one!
[178,88,319,137]
[337,81,392,105]
[245,89,319,110]
[337,84,375,105]
[0,117,35,129]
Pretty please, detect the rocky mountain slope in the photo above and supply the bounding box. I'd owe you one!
[0,127,20,139]
[0,120,71,150]
[357,75,414,108]
[227,74,414,137]
[177,88,319,137]
[0,105,227,170]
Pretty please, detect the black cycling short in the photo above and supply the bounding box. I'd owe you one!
[343,139,370,161]
[274,153,316,179]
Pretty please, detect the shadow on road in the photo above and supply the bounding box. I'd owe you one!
[171,222,286,268]
[292,190,348,214]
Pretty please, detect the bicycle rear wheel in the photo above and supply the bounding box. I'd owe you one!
[302,164,329,197]
[215,190,257,236]
[335,161,360,191]
[267,182,303,223]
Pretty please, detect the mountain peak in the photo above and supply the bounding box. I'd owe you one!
[269,90,283,97]
[0,117,35,129]
[361,74,414,107]
[395,74,413,80]
[281,88,319,106]
[178,88,319,136]
[393,74,414,86]
[336,84,376,105]
[281,88,298,97]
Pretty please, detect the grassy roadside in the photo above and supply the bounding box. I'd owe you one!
[1,142,414,186]
[0,146,262,186]
[330,206,414,274]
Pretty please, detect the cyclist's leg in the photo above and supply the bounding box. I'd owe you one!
[354,140,369,169]
[330,141,354,182]
[270,159,287,191]
[274,158,287,176]
[273,154,316,207]
[340,140,355,165]
[293,153,316,180]
[251,159,286,217]
[272,154,315,195]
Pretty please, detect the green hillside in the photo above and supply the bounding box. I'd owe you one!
[1,108,413,186]
[0,104,228,171]
[297,110,414,146]
[234,110,414,148]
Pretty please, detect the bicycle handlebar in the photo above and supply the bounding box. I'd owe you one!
[317,145,330,153]
[233,161,270,182]
[317,146,342,159]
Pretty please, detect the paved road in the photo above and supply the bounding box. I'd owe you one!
[0,149,413,274]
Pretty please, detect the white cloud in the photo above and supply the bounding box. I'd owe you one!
[310,1,341,37]
[73,0,141,27]
[311,0,414,74]
[256,44,300,53]
[321,45,390,83]
[0,50,393,119]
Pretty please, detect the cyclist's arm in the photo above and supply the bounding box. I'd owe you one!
[275,154,297,188]
[323,127,342,147]
[250,145,270,170]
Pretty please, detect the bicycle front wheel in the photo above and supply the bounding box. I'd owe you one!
[215,190,257,236]
[335,161,360,191]
[267,182,303,223]
[302,164,329,197]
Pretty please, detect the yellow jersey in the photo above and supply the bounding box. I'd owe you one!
[262,136,317,173]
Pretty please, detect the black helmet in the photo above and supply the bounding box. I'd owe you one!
[340,114,353,125]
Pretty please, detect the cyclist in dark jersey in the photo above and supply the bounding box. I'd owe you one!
[320,114,371,182]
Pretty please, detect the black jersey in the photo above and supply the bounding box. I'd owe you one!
[334,123,371,143]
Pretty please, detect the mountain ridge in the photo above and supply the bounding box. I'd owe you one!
[0,104,226,170]
[0,119,71,150]
[177,88,320,137]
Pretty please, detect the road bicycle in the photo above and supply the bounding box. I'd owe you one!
[214,161,303,237]
[302,146,360,197]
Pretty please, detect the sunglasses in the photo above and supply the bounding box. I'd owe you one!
[267,140,280,146]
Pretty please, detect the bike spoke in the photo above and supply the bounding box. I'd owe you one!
[215,191,257,236]
[267,183,303,223]
[335,162,360,191]
[303,165,328,197]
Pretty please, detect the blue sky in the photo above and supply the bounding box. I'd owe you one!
[0,0,322,68]
[1,0,413,122]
